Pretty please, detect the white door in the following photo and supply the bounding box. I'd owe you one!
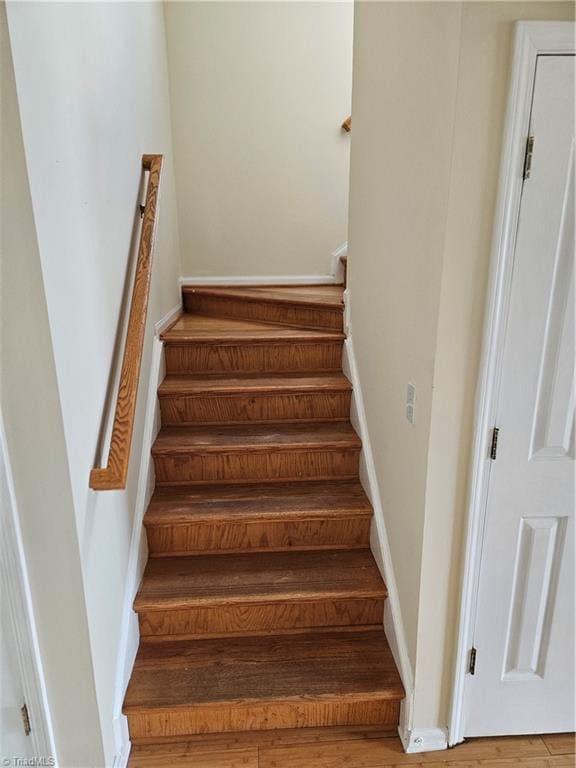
[0,431,52,763]
[466,54,575,736]
[0,594,36,761]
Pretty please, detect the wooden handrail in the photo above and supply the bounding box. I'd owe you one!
[90,154,163,490]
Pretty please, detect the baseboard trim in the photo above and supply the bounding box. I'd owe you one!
[342,333,415,743]
[112,721,131,768]
[112,336,165,766]
[154,302,182,336]
[179,275,340,287]
[331,242,348,285]
[400,727,448,754]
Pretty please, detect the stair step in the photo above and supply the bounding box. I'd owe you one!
[151,423,361,485]
[134,549,385,638]
[161,316,344,374]
[182,285,344,331]
[158,373,352,425]
[144,480,372,556]
[123,630,404,739]
[161,315,344,343]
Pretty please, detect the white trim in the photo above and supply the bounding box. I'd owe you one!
[179,274,339,287]
[112,336,165,767]
[331,241,348,285]
[448,22,575,747]
[0,416,57,763]
[154,301,182,337]
[342,335,415,741]
[331,241,348,261]
[400,728,448,754]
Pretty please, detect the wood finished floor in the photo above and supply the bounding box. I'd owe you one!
[128,731,575,767]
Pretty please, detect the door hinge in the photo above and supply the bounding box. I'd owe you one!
[469,647,477,675]
[523,135,535,180]
[21,703,31,736]
[490,427,499,460]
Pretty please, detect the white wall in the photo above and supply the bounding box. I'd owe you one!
[164,0,353,278]
[348,0,574,734]
[5,1,181,763]
[1,5,104,764]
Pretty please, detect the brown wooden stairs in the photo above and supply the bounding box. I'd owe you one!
[124,284,404,757]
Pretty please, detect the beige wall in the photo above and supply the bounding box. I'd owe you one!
[348,0,574,731]
[348,1,463,665]
[5,1,181,763]
[0,5,104,764]
[164,1,353,278]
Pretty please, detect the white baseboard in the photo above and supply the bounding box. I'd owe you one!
[154,301,182,336]
[331,242,348,285]
[180,274,339,287]
[112,728,131,768]
[400,727,449,753]
[342,334,415,743]
[112,336,165,767]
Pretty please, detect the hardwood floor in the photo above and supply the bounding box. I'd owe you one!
[128,732,575,767]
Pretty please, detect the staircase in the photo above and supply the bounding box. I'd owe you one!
[124,284,404,757]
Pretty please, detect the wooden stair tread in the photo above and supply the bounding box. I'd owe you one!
[182,285,344,310]
[152,423,361,456]
[123,630,404,712]
[162,315,343,343]
[145,481,372,525]
[134,549,385,610]
[158,373,352,397]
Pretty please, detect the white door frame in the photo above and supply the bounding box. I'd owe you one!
[448,21,575,747]
[0,416,56,761]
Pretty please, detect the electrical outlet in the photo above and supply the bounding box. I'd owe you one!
[406,383,416,424]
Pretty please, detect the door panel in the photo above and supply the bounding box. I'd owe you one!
[465,55,575,737]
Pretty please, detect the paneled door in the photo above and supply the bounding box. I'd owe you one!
[465,54,575,736]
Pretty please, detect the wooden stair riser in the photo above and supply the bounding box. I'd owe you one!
[183,292,343,332]
[152,448,360,485]
[137,598,384,639]
[127,699,401,741]
[145,515,372,557]
[164,341,343,375]
[159,390,351,426]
